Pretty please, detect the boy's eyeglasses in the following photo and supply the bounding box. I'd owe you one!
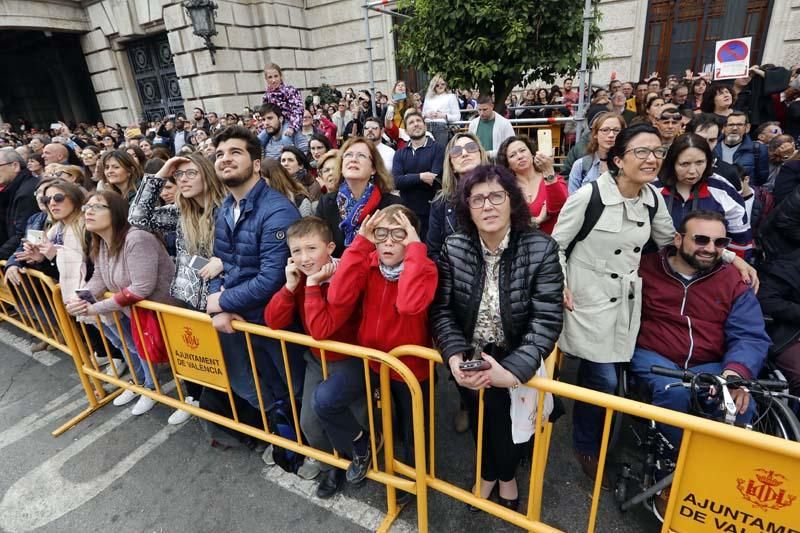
[681,233,731,249]
[374,227,407,243]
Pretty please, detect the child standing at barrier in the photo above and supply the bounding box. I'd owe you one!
[310,204,437,501]
[264,216,365,499]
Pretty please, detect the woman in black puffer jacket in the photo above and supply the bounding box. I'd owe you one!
[430,164,564,512]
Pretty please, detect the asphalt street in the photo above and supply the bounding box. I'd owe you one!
[0,323,660,532]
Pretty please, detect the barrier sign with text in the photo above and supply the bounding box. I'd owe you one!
[714,37,752,80]
[669,432,799,532]
[160,312,230,390]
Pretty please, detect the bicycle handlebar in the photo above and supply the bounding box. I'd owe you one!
[650,365,788,391]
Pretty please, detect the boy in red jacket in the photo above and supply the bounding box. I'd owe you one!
[264,217,366,500]
[311,204,438,494]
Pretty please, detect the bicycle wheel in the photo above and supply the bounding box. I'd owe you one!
[751,395,800,441]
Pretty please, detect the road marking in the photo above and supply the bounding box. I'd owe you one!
[261,466,417,533]
[0,326,61,366]
[0,385,86,450]
[0,382,178,533]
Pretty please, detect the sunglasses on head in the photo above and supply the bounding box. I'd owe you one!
[40,193,66,204]
[449,141,480,157]
[681,233,731,248]
[660,113,682,122]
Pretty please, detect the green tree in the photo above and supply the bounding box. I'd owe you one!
[396,0,601,111]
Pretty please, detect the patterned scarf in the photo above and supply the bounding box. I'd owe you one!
[337,180,382,247]
[379,261,404,282]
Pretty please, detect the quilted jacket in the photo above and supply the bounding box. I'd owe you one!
[430,229,564,383]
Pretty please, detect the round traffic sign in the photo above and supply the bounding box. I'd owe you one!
[717,40,749,62]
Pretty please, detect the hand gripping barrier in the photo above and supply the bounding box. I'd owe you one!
[1,268,799,532]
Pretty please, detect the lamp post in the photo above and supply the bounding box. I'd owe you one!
[183,0,219,65]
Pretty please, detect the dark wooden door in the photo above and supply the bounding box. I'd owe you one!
[641,0,773,79]
[127,34,184,122]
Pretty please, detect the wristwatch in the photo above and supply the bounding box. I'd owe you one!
[544,174,556,183]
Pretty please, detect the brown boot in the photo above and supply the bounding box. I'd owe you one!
[573,451,611,490]
[653,487,671,522]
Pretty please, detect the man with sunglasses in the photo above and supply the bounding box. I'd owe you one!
[630,210,769,520]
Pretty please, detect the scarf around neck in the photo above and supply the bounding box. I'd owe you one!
[337,179,382,246]
[379,260,404,282]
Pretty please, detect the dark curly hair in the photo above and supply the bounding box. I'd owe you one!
[455,164,532,235]
[495,135,537,170]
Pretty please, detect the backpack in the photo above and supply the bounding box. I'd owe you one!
[564,180,659,259]
[266,400,305,474]
[579,154,594,183]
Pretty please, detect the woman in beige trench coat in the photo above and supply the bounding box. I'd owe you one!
[551,123,757,486]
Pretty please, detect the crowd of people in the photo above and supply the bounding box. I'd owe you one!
[1,60,799,523]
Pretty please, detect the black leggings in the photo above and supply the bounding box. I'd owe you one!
[459,385,524,482]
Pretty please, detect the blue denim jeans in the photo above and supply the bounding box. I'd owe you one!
[100,314,154,389]
[572,360,618,455]
[630,347,756,448]
[218,331,306,411]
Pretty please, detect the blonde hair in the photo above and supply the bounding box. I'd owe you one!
[425,74,447,100]
[339,137,394,193]
[435,132,488,203]
[175,153,225,256]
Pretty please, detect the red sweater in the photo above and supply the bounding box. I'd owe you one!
[313,235,438,381]
[264,280,359,362]
[526,176,568,235]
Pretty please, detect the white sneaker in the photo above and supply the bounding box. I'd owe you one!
[93,353,110,366]
[113,389,138,406]
[167,396,200,425]
[262,444,275,466]
[131,394,157,416]
[105,359,127,377]
[297,457,322,480]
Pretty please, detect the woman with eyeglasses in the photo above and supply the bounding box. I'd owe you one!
[497,135,568,235]
[431,164,564,512]
[655,133,752,257]
[567,112,626,193]
[552,123,757,487]
[427,132,488,261]
[422,74,460,147]
[315,137,401,257]
[128,154,226,422]
[66,190,177,417]
[80,146,101,185]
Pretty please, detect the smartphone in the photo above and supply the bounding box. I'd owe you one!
[459,359,491,372]
[537,129,553,157]
[392,92,407,102]
[50,122,62,131]
[25,229,45,245]
[75,288,97,304]
[188,255,210,271]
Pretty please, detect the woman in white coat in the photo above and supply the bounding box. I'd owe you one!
[551,123,757,486]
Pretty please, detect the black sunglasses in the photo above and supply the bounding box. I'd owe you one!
[40,193,66,204]
[681,233,731,249]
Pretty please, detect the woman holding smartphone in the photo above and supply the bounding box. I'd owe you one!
[128,153,226,423]
[431,165,564,511]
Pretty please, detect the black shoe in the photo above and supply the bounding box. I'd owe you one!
[396,490,414,506]
[346,446,372,484]
[498,496,519,512]
[316,468,345,499]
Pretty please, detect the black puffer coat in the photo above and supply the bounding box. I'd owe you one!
[431,229,564,383]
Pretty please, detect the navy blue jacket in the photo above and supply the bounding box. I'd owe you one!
[426,197,457,261]
[713,136,769,186]
[210,179,300,323]
[392,138,444,219]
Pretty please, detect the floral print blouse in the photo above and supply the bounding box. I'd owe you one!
[470,229,510,359]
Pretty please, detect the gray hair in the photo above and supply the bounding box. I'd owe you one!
[0,147,25,167]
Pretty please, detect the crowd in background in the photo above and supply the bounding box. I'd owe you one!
[0,59,799,523]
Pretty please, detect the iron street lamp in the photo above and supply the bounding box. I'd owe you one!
[183,0,218,64]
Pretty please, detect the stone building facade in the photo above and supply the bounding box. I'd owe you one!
[0,0,798,126]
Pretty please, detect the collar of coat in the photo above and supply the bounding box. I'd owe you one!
[598,171,657,208]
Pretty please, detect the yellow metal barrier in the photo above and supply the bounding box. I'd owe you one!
[0,267,798,533]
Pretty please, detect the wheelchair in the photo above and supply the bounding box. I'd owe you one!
[611,361,800,516]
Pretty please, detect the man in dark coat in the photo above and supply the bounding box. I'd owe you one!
[0,148,39,261]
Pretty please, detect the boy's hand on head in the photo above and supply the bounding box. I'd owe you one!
[393,212,420,245]
[285,258,301,292]
[358,210,385,244]
[306,262,336,286]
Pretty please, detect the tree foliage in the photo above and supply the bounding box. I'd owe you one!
[396,0,602,110]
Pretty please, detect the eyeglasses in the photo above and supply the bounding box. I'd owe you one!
[40,193,66,204]
[598,127,622,135]
[173,169,200,180]
[81,203,109,213]
[342,151,371,161]
[468,190,509,209]
[449,142,480,158]
[0,162,13,167]
[374,227,407,243]
[681,233,731,249]
[624,147,668,160]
